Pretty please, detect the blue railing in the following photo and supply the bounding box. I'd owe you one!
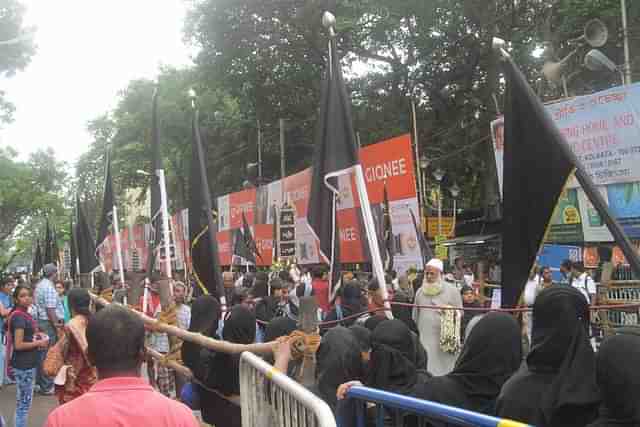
[342,386,531,427]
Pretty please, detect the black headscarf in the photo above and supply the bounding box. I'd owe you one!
[364,315,386,332]
[528,286,600,425]
[264,316,297,343]
[414,312,521,417]
[341,281,363,311]
[315,327,363,412]
[349,325,371,353]
[181,295,220,378]
[391,291,418,333]
[588,333,640,426]
[207,305,256,396]
[366,319,420,394]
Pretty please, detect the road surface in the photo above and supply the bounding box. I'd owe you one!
[0,385,56,427]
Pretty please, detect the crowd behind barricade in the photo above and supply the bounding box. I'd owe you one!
[0,254,637,427]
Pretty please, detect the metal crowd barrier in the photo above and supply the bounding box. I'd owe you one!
[344,386,531,427]
[239,351,336,427]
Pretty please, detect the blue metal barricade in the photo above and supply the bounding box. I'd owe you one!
[344,386,531,427]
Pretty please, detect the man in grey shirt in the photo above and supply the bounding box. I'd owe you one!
[34,263,61,395]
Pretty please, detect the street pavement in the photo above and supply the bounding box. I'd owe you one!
[0,384,56,427]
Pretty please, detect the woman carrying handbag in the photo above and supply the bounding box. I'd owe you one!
[49,288,97,404]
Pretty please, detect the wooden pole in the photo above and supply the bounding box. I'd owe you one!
[297,296,318,387]
[89,292,275,355]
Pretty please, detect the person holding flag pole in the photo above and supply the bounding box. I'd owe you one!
[307,11,391,319]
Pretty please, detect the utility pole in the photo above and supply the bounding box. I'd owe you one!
[621,0,632,84]
[279,118,286,179]
[257,119,263,182]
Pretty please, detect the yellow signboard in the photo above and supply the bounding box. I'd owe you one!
[425,217,455,238]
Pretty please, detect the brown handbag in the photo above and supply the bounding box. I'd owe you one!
[43,330,67,378]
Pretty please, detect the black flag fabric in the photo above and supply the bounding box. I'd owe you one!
[307,38,359,287]
[189,103,225,298]
[52,225,60,267]
[76,195,99,274]
[69,216,78,279]
[146,89,163,276]
[32,240,43,275]
[44,219,53,265]
[381,183,394,272]
[96,154,115,251]
[500,56,574,307]
[410,208,434,267]
[271,204,278,264]
[242,212,262,263]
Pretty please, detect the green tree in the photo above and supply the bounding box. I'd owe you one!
[0,0,36,125]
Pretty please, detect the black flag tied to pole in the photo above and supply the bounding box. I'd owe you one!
[500,51,640,306]
[33,239,43,275]
[189,96,225,300]
[146,89,163,277]
[52,225,60,267]
[380,183,394,272]
[69,215,78,279]
[410,208,433,266]
[242,212,261,263]
[96,154,115,253]
[76,195,99,274]
[307,37,360,291]
[44,218,53,265]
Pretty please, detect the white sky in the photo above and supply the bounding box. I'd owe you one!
[0,0,193,164]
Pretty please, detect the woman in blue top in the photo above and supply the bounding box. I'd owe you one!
[8,284,49,427]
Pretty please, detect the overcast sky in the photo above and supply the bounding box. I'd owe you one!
[0,0,193,165]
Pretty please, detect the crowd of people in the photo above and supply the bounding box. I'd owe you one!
[0,253,635,427]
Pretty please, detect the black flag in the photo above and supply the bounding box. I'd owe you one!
[51,225,60,267]
[307,38,359,288]
[381,183,394,272]
[32,240,43,274]
[242,212,261,263]
[410,208,433,267]
[146,89,163,276]
[271,204,278,264]
[189,101,225,299]
[76,195,99,274]
[43,219,52,265]
[96,154,115,250]
[500,57,575,307]
[69,215,78,279]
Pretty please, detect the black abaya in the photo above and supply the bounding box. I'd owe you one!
[496,286,600,427]
[588,333,640,426]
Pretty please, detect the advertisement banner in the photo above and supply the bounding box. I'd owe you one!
[100,134,421,273]
[606,182,640,239]
[545,188,584,243]
[492,83,640,196]
[537,244,582,282]
[229,189,256,228]
[577,187,613,242]
[425,217,455,238]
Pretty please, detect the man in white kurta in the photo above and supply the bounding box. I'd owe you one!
[413,259,463,376]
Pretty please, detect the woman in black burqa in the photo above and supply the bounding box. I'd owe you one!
[314,326,364,413]
[180,295,221,381]
[183,303,256,427]
[410,312,521,424]
[587,331,640,426]
[496,286,600,427]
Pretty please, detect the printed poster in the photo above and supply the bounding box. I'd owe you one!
[545,188,584,243]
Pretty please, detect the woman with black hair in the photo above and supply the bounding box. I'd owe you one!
[53,288,97,404]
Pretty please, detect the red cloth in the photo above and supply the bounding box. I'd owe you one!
[312,278,330,312]
[44,377,199,427]
[139,292,161,331]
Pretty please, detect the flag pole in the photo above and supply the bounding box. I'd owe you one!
[323,11,392,319]
[156,169,173,285]
[112,205,127,290]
